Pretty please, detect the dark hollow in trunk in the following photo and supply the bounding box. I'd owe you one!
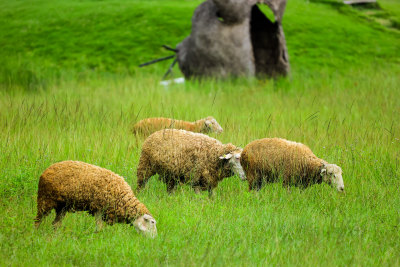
[250,5,289,78]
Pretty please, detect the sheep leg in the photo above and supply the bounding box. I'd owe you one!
[256,178,264,191]
[282,180,292,193]
[199,172,215,198]
[34,198,56,228]
[286,186,292,194]
[208,188,214,198]
[247,173,260,191]
[248,178,254,191]
[94,211,104,232]
[166,178,177,194]
[34,209,51,229]
[249,178,263,191]
[133,133,140,149]
[136,162,155,192]
[193,187,201,194]
[191,179,203,194]
[52,207,67,229]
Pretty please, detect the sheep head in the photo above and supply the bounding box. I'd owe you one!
[203,116,223,134]
[219,145,246,180]
[321,164,344,192]
[132,214,157,238]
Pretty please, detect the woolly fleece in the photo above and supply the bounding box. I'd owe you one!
[35,161,153,228]
[136,129,243,194]
[132,116,223,137]
[241,138,340,190]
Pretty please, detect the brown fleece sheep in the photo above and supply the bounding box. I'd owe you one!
[35,161,157,237]
[241,138,344,191]
[132,116,223,136]
[136,129,245,196]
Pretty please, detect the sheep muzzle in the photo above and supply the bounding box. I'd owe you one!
[133,214,157,238]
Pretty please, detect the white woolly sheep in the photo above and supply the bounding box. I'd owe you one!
[35,161,157,237]
[240,138,344,192]
[136,129,245,196]
[132,116,223,136]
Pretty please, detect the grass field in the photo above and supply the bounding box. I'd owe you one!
[1,0,400,266]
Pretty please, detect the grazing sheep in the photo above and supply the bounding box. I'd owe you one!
[132,116,223,136]
[34,161,157,237]
[136,129,245,196]
[240,138,344,192]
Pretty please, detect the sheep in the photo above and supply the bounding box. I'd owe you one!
[240,138,344,192]
[132,116,223,137]
[34,161,157,237]
[136,129,246,196]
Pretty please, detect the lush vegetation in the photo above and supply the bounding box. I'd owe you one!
[0,0,399,266]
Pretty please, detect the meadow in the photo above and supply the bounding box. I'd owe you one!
[1,0,400,266]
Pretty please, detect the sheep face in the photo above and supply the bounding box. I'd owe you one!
[204,117,223,134]
[219,149,246,180]
[321,164,344,192]
[132,214,157,238]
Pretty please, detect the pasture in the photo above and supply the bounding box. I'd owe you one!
[0,0,399,266]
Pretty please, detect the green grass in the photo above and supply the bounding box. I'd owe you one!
[1,0,400,266]
[1,68,400,266]
[380,0,400,19]
[0,0,399,88]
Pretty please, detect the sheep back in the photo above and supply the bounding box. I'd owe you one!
[132,117,198,136]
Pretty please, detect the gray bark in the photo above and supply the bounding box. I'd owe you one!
[176,0,289,79]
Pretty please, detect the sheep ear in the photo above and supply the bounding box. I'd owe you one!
[205,120,212,127]
[219,153,233,160]
[320,168,326,176]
